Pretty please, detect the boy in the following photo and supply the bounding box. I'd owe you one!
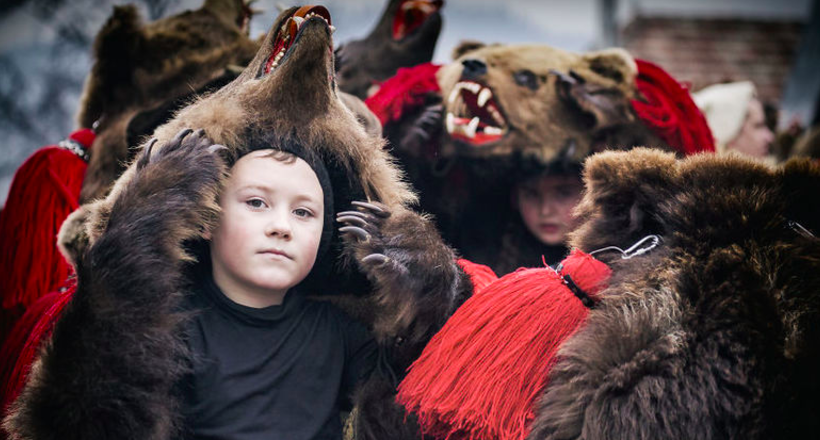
[178,134,378,439]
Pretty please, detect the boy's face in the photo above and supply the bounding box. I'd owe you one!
[209,150,324,301]
[515,173,583,246]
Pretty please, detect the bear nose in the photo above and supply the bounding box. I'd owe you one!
[461,59,487,78]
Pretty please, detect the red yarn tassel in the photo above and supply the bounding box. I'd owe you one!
[364,62,442,126]
[631,59,715,156]
[0,282,75,416]
[397,250,611,440]
[0,130,92,342]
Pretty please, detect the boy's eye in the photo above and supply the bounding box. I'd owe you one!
[246,198,267,209]
[293,208,314,218]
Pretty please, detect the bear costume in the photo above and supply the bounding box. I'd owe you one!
[366,42,713,274]
[3,6,469,439]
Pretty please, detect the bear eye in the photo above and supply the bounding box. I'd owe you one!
[514,69,539,91]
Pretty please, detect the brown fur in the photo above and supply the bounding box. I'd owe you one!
[77,0,260,203]
[6,7,467,439]
[791,125,820,160]
[384,42,670,272]
[335,0,442,99]
[434,43,652,161]
[527,149,820,439]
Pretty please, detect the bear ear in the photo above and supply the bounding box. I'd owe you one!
[553,48,638,131]
[780,158,820,236]
[581,48,637,84]
[569,148,678,252]
[77,5,145,128]
[451,40,485,60]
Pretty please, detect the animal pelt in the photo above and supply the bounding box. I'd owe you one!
[377,42,677,272]
[78,0,260,203]
[335,0,443,99]
[4,7,469,439]
[526,148,820,440]
[339,205,474,440]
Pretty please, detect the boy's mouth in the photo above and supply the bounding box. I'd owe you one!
[259,249,293,260]
[261,5,333,76]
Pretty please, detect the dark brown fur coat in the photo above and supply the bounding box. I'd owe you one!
[527,149,820,439]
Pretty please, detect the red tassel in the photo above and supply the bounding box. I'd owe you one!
[0,282,75,416]
[397,250,611,440]
[364,62,442,126]
[631,59,715,156]
[0,130,92,341]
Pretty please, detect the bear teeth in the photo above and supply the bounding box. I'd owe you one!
[478,88,492,107]
[445,81,507,143]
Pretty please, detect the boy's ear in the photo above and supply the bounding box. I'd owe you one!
[569,148,677,251]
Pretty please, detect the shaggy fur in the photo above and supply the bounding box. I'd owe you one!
[5,7,470,439]
[526,149,820,439]
[383,42,670,272]
[78,0,260,202]
[4,130,225,440]
[432,43,655,161]
[335,0,442,99]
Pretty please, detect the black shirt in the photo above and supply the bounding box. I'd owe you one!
[178,275,377,440]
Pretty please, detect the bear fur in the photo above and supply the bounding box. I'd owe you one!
[335,0,443,99]
[3,6,469,439]
[527,149,820,439]
[381,42,669,273]
[78,0,260,203]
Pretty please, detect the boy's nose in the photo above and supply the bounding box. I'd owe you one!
[266,212,292,238]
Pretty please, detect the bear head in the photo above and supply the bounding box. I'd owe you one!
[78,0,260,203]
[435,42,661,166]
[61,5,416,290]
[335,0,443,99]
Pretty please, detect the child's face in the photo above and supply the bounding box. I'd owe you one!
[209,150,324,300]
[515,173,583,246]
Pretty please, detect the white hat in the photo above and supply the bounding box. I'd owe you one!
[692,81,756,153]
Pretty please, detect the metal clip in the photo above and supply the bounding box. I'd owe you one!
[589,234,662,260]
[787,220,815,238]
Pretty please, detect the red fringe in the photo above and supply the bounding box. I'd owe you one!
[0,132,91,323]
[0,282,75,416]
[364,62,442,126]
[631,59,715,156]
[397,250,611,440]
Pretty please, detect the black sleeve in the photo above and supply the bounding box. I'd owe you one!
[340,316,379,410]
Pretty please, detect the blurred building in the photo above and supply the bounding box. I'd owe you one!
[610,0,818,128]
